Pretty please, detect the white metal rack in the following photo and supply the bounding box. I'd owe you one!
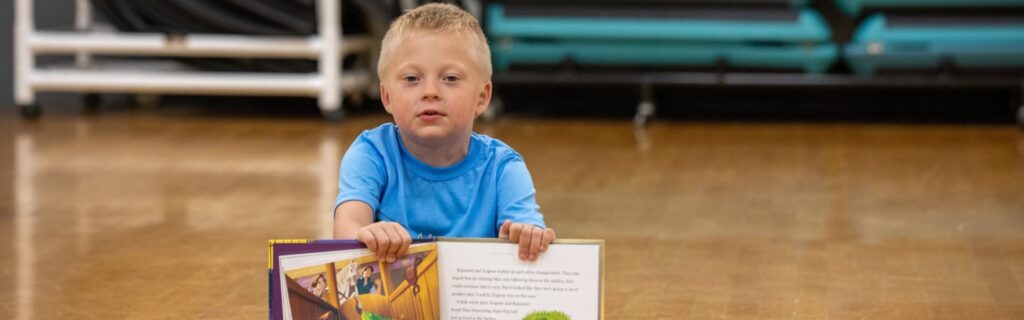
[14,0,375,120]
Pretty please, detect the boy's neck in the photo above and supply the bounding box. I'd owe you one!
[398,131,471,167]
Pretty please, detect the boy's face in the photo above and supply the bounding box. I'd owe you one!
[380,31,491,144]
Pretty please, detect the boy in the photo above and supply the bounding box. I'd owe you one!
[333,4,555,263]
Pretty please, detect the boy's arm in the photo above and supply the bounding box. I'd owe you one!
[334,201,412,263]
[334,136,410,262]
[495,157,554,261]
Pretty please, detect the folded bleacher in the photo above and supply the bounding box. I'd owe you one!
[840,0,1024,75]
[487,1,838,74]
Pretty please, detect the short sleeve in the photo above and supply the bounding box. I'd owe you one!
[335,137,387,214]
[495,156,546,230]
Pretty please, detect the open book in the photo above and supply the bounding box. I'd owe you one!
[268,238,604,320]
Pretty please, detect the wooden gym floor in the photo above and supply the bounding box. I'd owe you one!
[0,105,1022,319]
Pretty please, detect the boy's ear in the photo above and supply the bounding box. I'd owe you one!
[476,81,493,116]
[379,82,393,114]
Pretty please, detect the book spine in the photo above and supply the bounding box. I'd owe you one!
[267,239,311,320]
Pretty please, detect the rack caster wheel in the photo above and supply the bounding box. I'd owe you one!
[634,100,655,127]
[134,94,161,109]
[83,93,101,114]
[634,83,655,127]
[323,109,345,122]
[19,104,41,119]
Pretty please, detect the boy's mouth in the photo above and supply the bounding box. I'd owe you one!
[417,109,446,118]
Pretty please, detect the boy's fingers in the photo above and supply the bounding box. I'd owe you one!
[398,227,413,259]
[518,227,532,260]
[509,223,524,242]
[498,219,513,239]
[529,227,542,261]
[368,227,390,254]
[540,228,555,252]
[382,224,402,262]
[387,223,410,261]
[368,226,387,253]
[358,228,378,252]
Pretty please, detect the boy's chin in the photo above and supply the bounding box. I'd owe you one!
[404,126,469,142]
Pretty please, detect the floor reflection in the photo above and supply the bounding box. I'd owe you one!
[8,116,361,318]
[15,133,35,320]
[4,115,1024,319]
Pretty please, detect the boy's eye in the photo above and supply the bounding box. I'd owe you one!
[443,75,460,82]
[402,75,419,82]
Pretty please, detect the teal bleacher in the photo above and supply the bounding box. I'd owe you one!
[842,1,1024,75]
[487,2,838,74]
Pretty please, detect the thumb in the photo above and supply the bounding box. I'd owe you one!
[498,219,512,239]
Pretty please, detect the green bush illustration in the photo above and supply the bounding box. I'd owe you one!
[522,310,570,320]
[361,311,390,320]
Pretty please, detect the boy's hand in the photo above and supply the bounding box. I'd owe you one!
[356,221,412,263]
[499,219,556,262]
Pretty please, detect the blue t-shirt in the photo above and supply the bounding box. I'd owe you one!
[335,123,545,238]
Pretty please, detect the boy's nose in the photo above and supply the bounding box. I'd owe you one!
[421,80,441,101]
[421,92,440,101]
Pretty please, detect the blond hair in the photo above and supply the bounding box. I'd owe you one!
[377,3,492,80]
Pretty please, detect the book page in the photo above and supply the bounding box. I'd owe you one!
[438,240,602,320]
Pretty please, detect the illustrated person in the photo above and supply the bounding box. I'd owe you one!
[355,265,376,294]
[332,3,556,265]
[308,274,328,300]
